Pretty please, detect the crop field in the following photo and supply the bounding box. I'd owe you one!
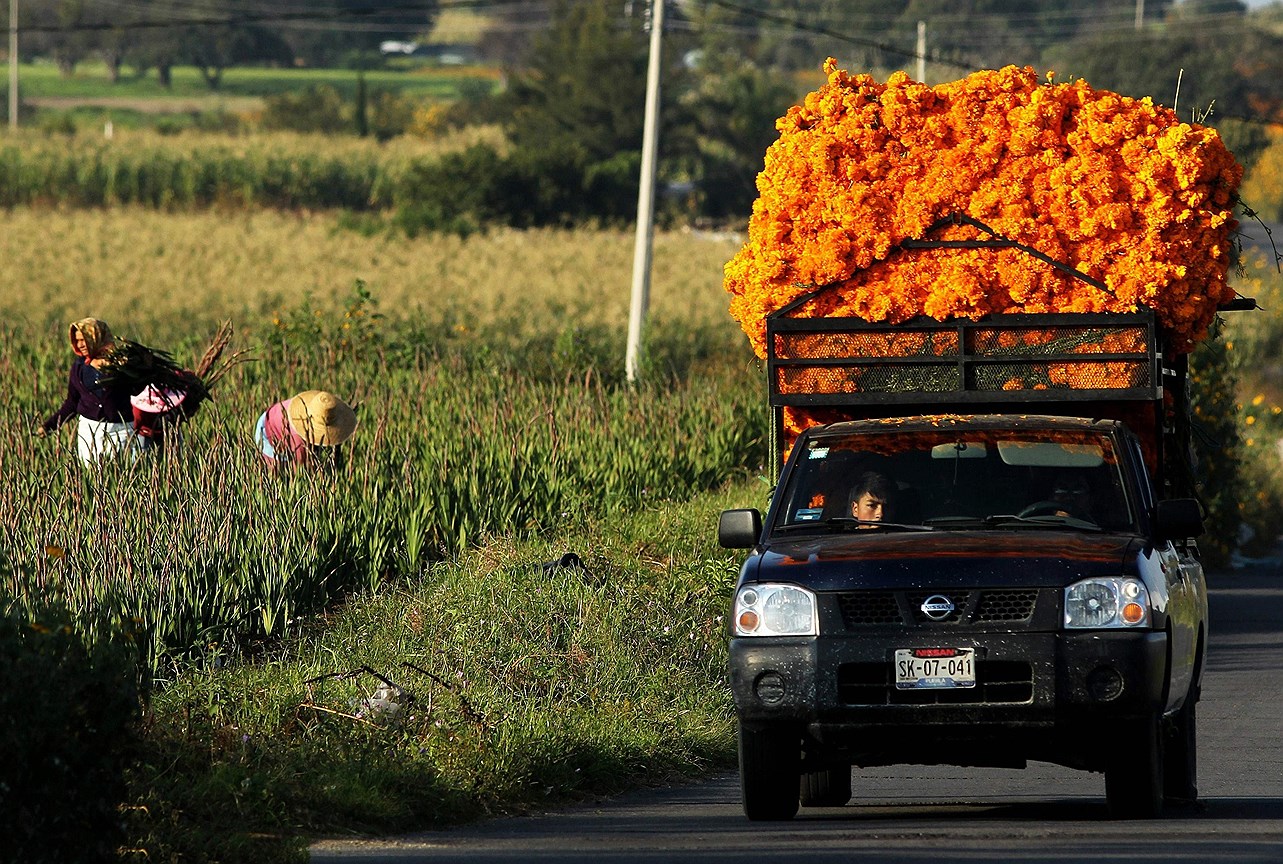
[0,206,768,860]
[5,32,1283,859]
[1,207,760,664]
[0,125,508,208]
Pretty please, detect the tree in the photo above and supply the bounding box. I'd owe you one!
[283,0,439,68]
[679,62,800,221]
[476,0,547,66]
[128,0,185,88]
[180,18,292,89]
[40,0,96,76]
[503,0,654,163]
[1042,15,1283,124]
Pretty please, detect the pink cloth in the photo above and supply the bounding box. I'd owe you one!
[262,399,310,463]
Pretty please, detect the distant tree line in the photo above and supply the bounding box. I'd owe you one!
[412,0,1283,230]
[10,0,1283,228]
[18,0,440,85]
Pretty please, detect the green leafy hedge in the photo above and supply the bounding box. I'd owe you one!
[0,589,141,864]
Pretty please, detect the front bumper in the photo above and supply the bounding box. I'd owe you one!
[730,628,1168,771]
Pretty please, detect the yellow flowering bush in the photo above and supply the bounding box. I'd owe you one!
[724,61,1243,356]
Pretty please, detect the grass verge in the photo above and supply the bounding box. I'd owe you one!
[122,476,768,864]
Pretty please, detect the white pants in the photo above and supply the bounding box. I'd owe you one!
[76,417,143,464]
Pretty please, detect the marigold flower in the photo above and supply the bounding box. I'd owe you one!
[724,62,1243,358]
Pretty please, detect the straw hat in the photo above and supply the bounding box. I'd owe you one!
[131,384,187,414]
[286,390,357,446]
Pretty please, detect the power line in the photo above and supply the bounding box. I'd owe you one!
[701,0,979,73]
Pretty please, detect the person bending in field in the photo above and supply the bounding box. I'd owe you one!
[39,318,142,464]
[253,390,357,470]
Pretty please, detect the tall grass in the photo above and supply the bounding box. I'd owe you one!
[126,482,757,862]
[1,305,765,673]
[0,212,765,860]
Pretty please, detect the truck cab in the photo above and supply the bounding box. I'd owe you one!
[720,312,1208,820]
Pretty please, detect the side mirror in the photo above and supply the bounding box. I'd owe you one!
[1154,498,1204,541]
[718,508,762,549]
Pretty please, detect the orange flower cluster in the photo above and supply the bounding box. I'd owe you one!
[724,61,1243,356]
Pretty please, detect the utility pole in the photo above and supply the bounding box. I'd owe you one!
[626,0,664,384]
[8,0,16,130]
[916,20,926,82]
[1135,0,1144,30]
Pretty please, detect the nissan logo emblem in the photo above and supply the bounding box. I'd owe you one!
[920,595,956,620]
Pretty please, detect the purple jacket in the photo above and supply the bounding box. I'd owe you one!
[43,356,133,431]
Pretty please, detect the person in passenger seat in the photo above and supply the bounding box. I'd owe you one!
[848,471,893,526]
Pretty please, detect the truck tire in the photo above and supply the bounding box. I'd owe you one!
[800,766,852,807]
[1163,697,1198,805]
[1105,713,1164,819]
[738,722,801,821]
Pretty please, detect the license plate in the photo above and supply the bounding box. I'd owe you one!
[894,648,976,689]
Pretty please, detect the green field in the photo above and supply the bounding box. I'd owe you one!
[0,208,766,862]
[16,60,499,104]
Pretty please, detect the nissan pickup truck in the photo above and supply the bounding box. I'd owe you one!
[719,310,1209,820]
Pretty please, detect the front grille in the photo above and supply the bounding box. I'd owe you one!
[837,660,1034,705]
[837,591,901,625]
[975,589,1039,621]
[836,588,1040,629]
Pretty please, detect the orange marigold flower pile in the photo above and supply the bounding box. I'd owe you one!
[723,61,1243,356]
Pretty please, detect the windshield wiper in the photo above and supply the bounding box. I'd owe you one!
[821,517,934,533]
[922,515,985,529]
[774,518,933,534]
[983,514,1103,532]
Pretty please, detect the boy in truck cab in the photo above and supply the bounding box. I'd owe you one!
[847,471,892,525]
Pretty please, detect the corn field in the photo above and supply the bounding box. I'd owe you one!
[0,127,504,210]
[0,209,765,674]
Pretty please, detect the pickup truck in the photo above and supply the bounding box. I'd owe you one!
[719,307,1210,820]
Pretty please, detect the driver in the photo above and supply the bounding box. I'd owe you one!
[848,471,892,526]
[1047,474,1094,521]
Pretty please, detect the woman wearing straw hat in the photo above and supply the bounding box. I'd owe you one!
[40,318,142,464]
[253,390,357,469]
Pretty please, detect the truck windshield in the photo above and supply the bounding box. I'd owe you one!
[774,428,1134,532]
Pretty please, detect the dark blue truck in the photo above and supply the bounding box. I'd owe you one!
[719,307,1212,820]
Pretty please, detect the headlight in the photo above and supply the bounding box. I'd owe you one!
[1064,578,1150,628]
[734,584,817,636]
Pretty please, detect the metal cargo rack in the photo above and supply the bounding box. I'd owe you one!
[761,213,1180,480]
[758,211,1257,495]
[767,310,1163,409]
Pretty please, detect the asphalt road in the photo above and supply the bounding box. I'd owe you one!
[310,560,1283,864]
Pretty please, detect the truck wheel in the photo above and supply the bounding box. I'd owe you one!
[1105,714,1164,819]
[1163,697,1198,805]
[738,722,801,821]
[800,766,852,807]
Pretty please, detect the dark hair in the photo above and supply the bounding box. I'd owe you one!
[849,471,892,508]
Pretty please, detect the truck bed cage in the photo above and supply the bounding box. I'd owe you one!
[766,310,1162,410]
[759,213,1250,493]
[766,215,1164,411]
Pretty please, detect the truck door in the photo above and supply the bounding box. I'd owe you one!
[1126,434,1197,706]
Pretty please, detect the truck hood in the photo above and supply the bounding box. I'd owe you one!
[750,531,1143,590]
